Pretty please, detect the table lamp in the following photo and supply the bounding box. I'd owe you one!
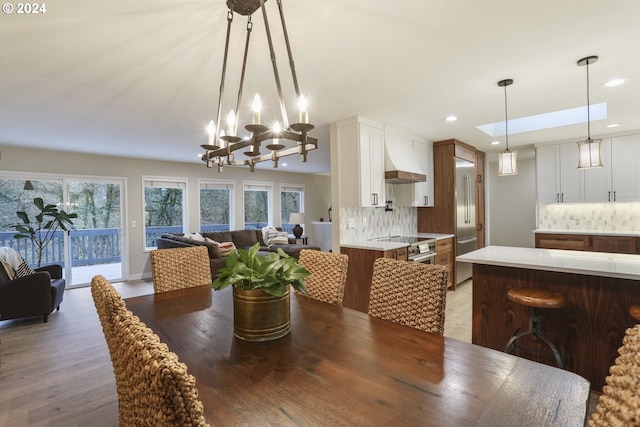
[289,213,305,238]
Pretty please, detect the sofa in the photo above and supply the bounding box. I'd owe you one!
[156,229,320,280]
[0,264,66,323]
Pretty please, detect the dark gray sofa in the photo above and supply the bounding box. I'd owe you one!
[156,229,319,280]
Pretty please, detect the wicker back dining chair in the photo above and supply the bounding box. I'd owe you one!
[91,275,210,427]
[368,258,449,335]
[588,322,640,426]
[296,249,349,306]
[150,246,212,293]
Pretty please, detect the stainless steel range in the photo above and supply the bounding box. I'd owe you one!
[373,236,437,264]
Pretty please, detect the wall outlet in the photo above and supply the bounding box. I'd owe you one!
[348,218,355,229]
[131,220,137,228]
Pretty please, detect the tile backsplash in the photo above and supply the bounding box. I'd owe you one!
[538,202,640,231]
[339,206,417,243]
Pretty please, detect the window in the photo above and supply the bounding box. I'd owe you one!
[143,177,186,250]
[200,179,234,232]
[280,183,304,233]
[243,182,272,229]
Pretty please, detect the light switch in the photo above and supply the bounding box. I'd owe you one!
[131,220,137,228]
[348,218,355,229]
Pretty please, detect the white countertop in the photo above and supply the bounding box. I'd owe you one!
[456,246,640,281]
[340,233,455,251]
[534,229,640,237]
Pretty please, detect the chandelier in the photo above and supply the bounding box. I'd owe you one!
[201,0,317,172]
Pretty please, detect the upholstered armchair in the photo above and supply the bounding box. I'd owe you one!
[0,264,66,323]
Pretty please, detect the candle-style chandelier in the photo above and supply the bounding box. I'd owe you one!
[201,0,317,172]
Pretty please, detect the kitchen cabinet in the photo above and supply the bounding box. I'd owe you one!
[475,150,486,248]
[395,140,434,207]
[340,245,408,313]
[435,237,454,289]
[535,232,639,254]
[585,135,640,202]
[335,116,385,207]
[536,143,584,203]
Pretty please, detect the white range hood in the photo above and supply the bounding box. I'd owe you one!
[384,128,427,184]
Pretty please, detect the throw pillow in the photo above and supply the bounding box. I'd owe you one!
[191,232,206,242]
[265,230,289,246]
[0,246,36,279]
[217,241,237,257]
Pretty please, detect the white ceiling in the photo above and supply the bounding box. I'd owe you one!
[2,0,640,175]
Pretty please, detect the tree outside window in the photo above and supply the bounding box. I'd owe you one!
[143,177,186,249]
[200,180,233,231]
[280,184,304,233]
[243,182,272,229]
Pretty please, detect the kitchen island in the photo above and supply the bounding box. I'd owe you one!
[457,246,640,391]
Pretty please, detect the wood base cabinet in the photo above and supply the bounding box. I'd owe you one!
[340,246,408,313]
[535,233,639,254]
[435,237,454,289]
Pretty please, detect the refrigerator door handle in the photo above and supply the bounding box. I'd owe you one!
[457,236,478,245]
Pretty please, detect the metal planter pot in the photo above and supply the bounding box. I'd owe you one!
[232,287,291,341]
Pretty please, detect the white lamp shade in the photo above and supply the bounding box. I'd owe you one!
[498,150,518,176]
[289,212,305,225]
[577,139,603,169]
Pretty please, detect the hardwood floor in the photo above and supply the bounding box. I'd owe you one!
[0,278,597,426]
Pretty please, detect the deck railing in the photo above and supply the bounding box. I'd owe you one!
[0,222,290,268]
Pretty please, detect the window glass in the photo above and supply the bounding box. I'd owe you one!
[280,184,304,233]
[200,180,233,231]
[143,177,186,249]
[243,182,272,229]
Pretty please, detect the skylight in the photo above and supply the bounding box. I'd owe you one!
[476,102,607,137]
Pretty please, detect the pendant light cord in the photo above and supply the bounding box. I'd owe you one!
[586,59,591,140]
[504,83,509,151]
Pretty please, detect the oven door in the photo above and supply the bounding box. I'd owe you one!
[409,252,436,264]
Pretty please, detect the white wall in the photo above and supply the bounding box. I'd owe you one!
[0,145,331,280]
[487,156,536,248]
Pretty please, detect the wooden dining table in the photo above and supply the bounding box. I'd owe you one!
[124,285,590,427]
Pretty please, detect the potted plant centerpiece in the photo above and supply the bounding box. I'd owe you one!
[212,242,311,341]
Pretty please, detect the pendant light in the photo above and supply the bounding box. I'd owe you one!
[497,78,517,176]
[576,55,603,169]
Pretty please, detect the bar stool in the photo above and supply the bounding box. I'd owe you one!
[505,288,567,368]
[630,305,640,322]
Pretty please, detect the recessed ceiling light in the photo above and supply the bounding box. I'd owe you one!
[491,141,500,145]
[602,78,626,88]
[605,123,621,128]
[444,115,458,122]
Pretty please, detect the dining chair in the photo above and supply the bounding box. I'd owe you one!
[588,322,640,426]
[150,246,212,293]
[91,275,210,427]
[368,258,449,335]
[296,249,349,306]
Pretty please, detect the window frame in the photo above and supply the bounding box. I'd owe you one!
[242,181,273,230]
[142,176,188,251]
[198,178,235,232]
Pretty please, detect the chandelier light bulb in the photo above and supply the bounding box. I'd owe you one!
[226,110,236,136]
[298,95,308,124]
[207,120,216,145]
[252,94,262,125]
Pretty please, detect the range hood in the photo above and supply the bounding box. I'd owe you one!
[384,132,427,184]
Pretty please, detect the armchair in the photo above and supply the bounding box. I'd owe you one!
[0,264,65,323]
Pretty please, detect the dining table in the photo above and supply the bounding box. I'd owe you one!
[124,285,591,426]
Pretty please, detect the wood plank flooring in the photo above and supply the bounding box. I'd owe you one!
[0,279,596,426]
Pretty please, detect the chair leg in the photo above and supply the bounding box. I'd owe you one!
[43,314,48,323]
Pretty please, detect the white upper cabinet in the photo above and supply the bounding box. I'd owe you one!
[335,116,385,207]
[396,140,434,207]
[585,135,640,202]
[536,143,584,203]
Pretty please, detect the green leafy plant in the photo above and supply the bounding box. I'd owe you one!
[212,243,310,297]
[12,197,77,267]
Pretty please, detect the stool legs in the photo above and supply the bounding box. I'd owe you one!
[505,307,565,369]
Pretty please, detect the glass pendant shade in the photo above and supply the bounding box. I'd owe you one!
[498,150,518,176]
[577,138,603,169]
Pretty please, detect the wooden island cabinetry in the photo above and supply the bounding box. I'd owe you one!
[535,232,639,254]
[340,245,408,313]
[435,237,454,289]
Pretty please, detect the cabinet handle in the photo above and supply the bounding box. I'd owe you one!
[424,196,428,206]
[561,193,564,203]
[614,191,616,201]
[556,193,560,203]
[371,193,379,206]
[608,191,611,202]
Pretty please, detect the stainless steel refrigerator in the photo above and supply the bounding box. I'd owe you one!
[455,158,477,284]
